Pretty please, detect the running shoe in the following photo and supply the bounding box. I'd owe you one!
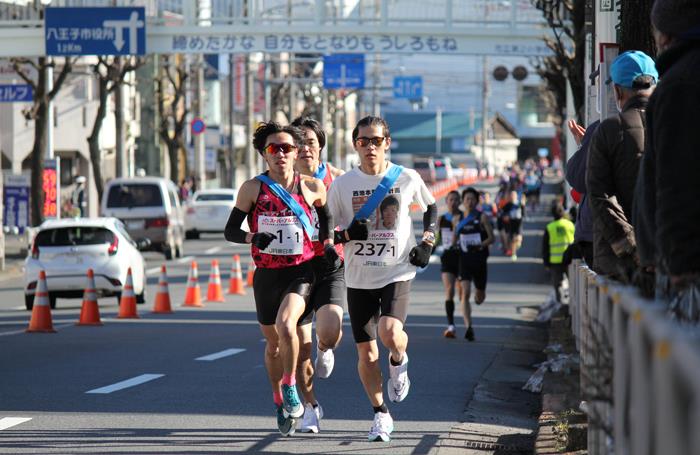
[315,341,335,379]
[511,253,518,262]
[443,325,456,338]
[368,411,394,442]
[300,402,324,433]
[276,404,296,437]
[282,384,304,418]
[465,326,475,341]
[387,353,411,403]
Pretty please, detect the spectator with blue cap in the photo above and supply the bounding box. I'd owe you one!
[632,0,700,318]
[585,50,657,281]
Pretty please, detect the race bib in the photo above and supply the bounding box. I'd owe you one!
[459,233,481,252]
[441,227,454,247]
[352,230,398,267]
[310,209,320,242]
[258,215,304,255]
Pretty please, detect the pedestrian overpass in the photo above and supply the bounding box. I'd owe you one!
[0,0,553,58]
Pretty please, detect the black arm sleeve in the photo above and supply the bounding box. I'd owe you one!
[315,203,334,243]
[224,207,249,243]
[423,203,438,233]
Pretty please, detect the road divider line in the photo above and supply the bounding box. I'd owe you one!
[177,256,194,264]
[195,348,245,361]
[146,267,161,276]
[0,417,32,430]
[86,374,164,394]
[204,246,222,255]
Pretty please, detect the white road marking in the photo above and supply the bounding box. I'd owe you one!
[86,374,164,394]
[0,417,32,430]
[195,348,245,361]
[0,322,74,337]
[146,267,161,276]
[204,246,222,255]
[176,256,194,264]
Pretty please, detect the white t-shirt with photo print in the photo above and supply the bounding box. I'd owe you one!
[327,162,435,289]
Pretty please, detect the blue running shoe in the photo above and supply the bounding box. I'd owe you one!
[276,404,296,437]
[282,384,304,418]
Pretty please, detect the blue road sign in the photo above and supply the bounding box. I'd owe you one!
[45,7,146,56]
[393,76,423,99]
[3,175,30,233]
[191,117,206,136]
[323,54,365,89]
[0,84,33,102]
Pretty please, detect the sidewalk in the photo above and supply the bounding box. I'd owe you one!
[1,233,27,279]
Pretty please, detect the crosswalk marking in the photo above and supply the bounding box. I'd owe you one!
[86,374,164,394]
[0,417,32,430]
[195,348,245,361]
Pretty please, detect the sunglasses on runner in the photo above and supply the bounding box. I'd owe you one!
[263,143,297,155]
[355,136,387,147]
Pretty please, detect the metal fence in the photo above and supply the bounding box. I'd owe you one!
[568,259,700,455]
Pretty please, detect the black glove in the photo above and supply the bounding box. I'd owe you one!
[251,232,276,250]
[409,241,433,267]
[335,218,369,243]
[324,244,342,272]
[467,244,484,253]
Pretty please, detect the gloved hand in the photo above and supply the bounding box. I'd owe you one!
[324,244,342,272]
[467,244,484,253]
[346,218,369,241]
[251,232,276,250]
[409,241,433,267]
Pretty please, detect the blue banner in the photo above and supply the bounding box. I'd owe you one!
[0,85,33,103]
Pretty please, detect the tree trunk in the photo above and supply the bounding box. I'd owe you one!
[87,77,109,201]
[167,139,179,183]
[29,61,48,227]
[620,0,656,56]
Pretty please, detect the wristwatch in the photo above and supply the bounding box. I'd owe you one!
[422,231,436,245]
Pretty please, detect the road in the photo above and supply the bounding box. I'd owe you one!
[0,182,553,454]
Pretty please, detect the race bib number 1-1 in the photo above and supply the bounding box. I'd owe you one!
[459,233,481,252]
[353,231,398,267]
[258,215,304,255]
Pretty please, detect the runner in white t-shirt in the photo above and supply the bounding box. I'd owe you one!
[327,116,437,442]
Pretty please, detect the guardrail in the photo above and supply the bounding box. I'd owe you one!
[568,260,700,455]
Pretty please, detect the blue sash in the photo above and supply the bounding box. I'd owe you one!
[255,174,315,238]
[354,165,404,222]
[455,210,480,234]
[313,162,327,181]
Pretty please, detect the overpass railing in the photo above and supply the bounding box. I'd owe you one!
[568,260,700,455]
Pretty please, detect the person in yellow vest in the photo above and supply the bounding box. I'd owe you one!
[542,203,576,302]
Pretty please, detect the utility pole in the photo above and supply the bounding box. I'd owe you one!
[435,107,442,155]
[228,53,236,189]
[114,57,127,178]
[481,55,489,171]
[193,1,207,189]
[245,56,255,178]
[333,98,342,168]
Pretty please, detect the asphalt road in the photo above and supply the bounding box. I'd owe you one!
[0,182,553,454]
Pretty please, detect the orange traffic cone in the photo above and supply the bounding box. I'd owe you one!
[152,265,174,314]
[77,268,102,325]
[183,261,203,307]
[207,259,225,302]
[246,260,256,287]
[117,268,139,319]
[228,255,246,295]
[27,270,56,333]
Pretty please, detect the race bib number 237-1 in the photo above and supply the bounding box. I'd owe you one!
[353,231,398,267]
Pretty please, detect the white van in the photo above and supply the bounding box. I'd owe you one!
[101,177,185,259]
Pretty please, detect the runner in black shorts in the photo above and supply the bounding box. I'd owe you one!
[224,121,338,437]
[454,187,494,341]
[501,190,524,261]
[291,116,367,434]
[437,191,463,338]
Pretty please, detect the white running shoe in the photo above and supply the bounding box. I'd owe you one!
[368,411,394,442]
[314,342,335,379]
[387,353,411,403]
[300,402,324,433]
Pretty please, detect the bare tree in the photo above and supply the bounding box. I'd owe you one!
[530,0,586,126]
[156,55,188,183]
[11,57,73,226]
[87,56,144,201]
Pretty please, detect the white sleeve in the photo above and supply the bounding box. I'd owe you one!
[408,170,436,211]
[327,180,349,229]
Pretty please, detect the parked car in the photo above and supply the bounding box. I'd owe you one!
[24,217,149,310]
[434,156,454,180]
[101,177,184,260]
[185,189,237,239]
[413,157,436,184]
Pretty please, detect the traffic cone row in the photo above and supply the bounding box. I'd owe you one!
[26,255,256,332]
[228,255,246,295]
